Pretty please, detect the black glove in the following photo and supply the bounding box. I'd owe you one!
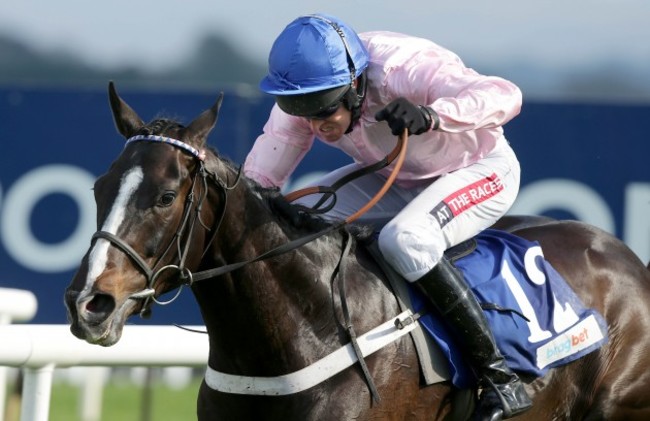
[375,97,433,135]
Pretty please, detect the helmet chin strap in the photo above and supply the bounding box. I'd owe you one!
[343,72,367,134]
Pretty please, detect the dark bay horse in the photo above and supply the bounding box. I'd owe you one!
[65,83,650,420]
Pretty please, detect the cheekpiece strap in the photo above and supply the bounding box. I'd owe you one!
[126,135,205,161]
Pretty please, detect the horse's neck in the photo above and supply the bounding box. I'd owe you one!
[196,183,347,374]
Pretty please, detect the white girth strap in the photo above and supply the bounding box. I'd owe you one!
[204,309,418,395]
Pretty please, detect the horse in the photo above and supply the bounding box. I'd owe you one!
[65,82,650,420]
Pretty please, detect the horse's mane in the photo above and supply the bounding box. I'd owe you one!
[259,186,333,232]
[138,118,184,136]
[255,184,375,242]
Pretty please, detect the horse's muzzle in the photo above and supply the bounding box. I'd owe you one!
[64,288,123,345]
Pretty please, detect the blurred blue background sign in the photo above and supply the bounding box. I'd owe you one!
[0,86,648,324]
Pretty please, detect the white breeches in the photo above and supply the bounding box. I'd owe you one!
[295,137,521,282]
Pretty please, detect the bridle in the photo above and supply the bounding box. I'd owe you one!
[91,134,239,318]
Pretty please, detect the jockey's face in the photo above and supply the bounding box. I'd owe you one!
[307,104,352,142]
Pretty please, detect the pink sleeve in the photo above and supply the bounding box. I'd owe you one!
[243,104,315,188]
[430,63,523,132]
[388,48,522,133]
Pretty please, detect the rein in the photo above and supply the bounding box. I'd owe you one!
[191,129,409,281]
[284,131,408,224]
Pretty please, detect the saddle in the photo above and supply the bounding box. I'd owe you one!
[365,229,609,389]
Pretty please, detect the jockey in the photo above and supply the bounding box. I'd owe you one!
[243,13,532,420]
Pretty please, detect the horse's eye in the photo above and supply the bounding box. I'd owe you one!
[160,192,176,207]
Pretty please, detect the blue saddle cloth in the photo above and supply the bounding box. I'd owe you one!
[410,229,608,388]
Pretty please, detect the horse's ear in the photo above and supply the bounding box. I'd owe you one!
[183,92,224,147]
[108,81,145,139]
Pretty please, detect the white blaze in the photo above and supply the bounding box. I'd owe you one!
[83,167,144,292]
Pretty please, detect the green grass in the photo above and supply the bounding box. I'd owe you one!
[6,377,201,421]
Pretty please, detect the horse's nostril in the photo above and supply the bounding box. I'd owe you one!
[84,293,116,318]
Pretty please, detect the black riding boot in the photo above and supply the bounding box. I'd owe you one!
[415,256,532,420]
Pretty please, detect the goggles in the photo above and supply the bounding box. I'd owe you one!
[275,84,350,118]
[306,101,342,120]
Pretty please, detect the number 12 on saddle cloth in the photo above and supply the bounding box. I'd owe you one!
[409,229,608,389]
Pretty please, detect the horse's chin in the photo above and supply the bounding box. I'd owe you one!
[84,319,123,347]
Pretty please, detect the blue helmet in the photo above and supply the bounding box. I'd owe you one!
[260,14,369,117]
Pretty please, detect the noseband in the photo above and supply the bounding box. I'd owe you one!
[91,135,238,318]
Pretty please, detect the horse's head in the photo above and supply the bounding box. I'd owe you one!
[65,82,223,346]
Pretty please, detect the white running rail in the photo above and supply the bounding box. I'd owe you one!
[0,287,38,421]
[0,324,208,421]
[0,288,37,326]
